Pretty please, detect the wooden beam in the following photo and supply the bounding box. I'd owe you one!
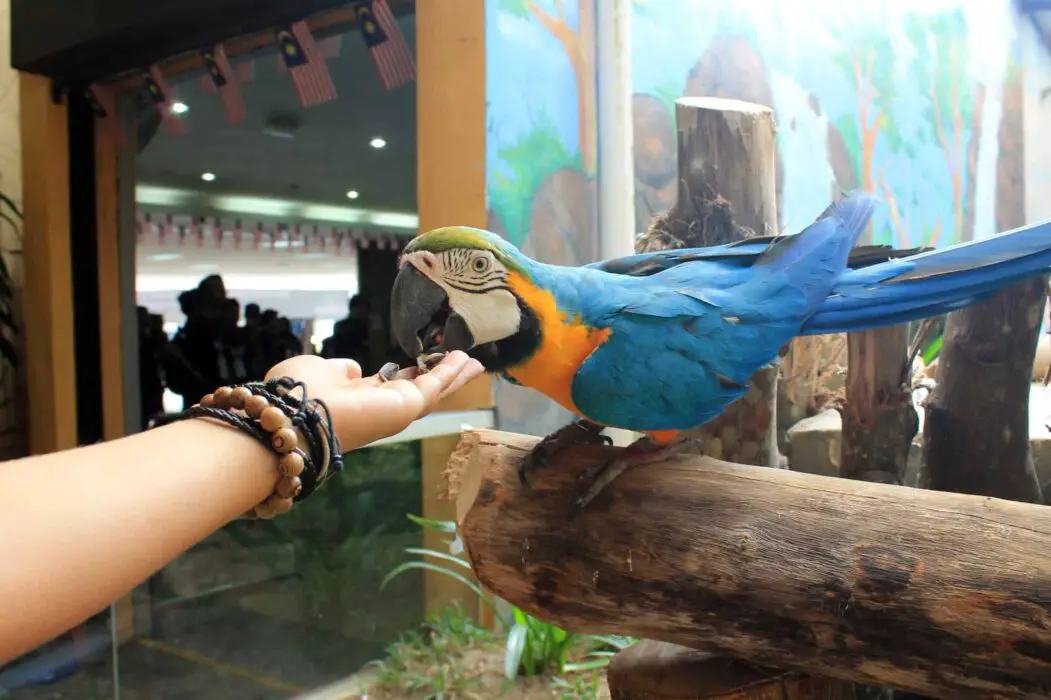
[95,110,124,444]
[416,0,492,416]
[19,73,77,454]
[414,0,493,619]
[450,429,1051,700]
[93,97,138,645]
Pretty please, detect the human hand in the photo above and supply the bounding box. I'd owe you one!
[265,351,485,450]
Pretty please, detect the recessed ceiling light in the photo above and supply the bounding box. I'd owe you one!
[369,137,387,149]
[172,102,189,114]
[148,253,181,262]
[201,172,216,182]
[346,190,359,200]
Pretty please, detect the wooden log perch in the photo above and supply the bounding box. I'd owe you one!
[449,429,1051,700]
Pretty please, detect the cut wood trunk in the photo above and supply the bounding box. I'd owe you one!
[922,66,1043,505]
[841,326,916,486]
[450,429,1051,700]
[922,278,1046,502]
[619,95,824,695]
[635,96,781,469]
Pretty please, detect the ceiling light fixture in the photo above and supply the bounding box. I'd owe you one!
[346,190,359,200]
[201,172,216,182]
[171,102,189,114]
[369,137,387,149]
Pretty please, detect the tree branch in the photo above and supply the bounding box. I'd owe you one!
[450,429,1051,700]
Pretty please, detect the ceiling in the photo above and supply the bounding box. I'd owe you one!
[135,12,418,215]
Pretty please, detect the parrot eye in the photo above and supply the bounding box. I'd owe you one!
[471,253,491,273]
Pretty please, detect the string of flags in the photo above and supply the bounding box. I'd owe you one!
[86,0,416,136]
[136,212,408,255]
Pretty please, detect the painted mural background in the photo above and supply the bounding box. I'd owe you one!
[632,0,1021,248]
[486,0,599,436]
[486,0,1038,438]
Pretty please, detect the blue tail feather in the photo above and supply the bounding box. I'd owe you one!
[801,218,1051,335]
[747,190,878,313]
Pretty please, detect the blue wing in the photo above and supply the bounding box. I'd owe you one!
[568,191,878,431]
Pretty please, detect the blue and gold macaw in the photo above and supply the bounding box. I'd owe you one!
[390,191,1051,509]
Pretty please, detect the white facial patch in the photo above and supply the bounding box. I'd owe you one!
[401,248,522,347]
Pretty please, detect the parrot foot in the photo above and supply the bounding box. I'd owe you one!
[570,438,685,517]
[518,419,612,486]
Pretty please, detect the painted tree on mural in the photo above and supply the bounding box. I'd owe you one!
[831,30,901,244]
[499,0,597,175]
[905,10,981,243]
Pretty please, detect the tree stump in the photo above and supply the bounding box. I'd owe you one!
[449,429,1051,700]
[922,278,1046,502]
[841,326,916,486]
[635,95,782,468]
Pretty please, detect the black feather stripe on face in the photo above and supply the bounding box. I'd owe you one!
[468,294,542,372]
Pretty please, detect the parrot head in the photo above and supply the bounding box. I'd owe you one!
[390,226,541,372]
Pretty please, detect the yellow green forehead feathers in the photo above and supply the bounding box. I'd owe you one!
[405,226,528,272]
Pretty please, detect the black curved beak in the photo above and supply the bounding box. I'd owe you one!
[390,263,475,360]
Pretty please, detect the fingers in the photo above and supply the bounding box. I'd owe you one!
[336,359,364,380]
[330,352,480,448]
[438,358,485,398]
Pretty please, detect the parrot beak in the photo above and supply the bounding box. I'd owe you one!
[390,263,475,359]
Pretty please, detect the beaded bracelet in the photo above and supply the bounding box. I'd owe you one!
[170,377,344,520]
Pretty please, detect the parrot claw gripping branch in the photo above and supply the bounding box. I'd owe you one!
[389,95,1051,699]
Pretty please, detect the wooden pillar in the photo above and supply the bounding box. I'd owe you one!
[19,74,77,454]
[621,96,845,697]
[415,0,494,619]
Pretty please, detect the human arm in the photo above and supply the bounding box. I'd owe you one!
[0,351,483,663]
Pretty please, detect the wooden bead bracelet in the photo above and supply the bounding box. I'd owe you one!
[169,376,344,520]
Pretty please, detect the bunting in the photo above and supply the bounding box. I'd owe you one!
[276,21,338,107]
[355,0,416,90]
[135,212,406,255]
[201,45,247,124]
[277,34,342,73]
[143,65,188,135]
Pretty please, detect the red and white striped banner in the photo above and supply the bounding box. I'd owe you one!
[136,212,408,254]
[356,0,416,90]
[200,44,248,125]
[143,65,188,135]
[276,21,338,108]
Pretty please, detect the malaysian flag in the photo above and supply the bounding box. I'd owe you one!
[86,83,126,146]
[277,22,338,107]
[143,65,188,135]
[276,34,342,73]
[201,45,247,124]
[199,59,254,93]
[356,0,416,90]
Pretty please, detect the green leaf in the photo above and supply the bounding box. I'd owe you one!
[563,658,611,673]
[380,560,484,597]
[401,546,472,571]
[504,623,528,679]
[922,333,943,364]
[406,514,457,532]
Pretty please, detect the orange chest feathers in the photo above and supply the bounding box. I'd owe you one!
[502,273,611,415]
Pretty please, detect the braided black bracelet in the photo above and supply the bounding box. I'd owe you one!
[164,376,344,519]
